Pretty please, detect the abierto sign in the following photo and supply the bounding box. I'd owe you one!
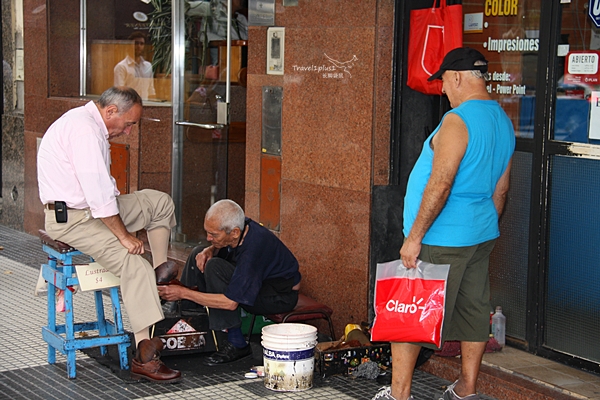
[563,51,600,86]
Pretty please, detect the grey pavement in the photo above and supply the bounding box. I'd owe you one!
[0,225,496,400]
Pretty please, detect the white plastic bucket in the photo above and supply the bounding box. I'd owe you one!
[261,323,317,391]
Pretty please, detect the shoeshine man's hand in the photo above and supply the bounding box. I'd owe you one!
[157,284,186,301]
[400,237,421,269]
[195,246,214,273]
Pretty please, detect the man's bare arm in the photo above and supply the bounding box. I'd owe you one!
[100,214,145,254]
[400,113,468,268]
[157,285,239,311]
[492,158,512,218]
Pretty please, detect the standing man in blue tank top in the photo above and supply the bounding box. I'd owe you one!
[372,48,515,400]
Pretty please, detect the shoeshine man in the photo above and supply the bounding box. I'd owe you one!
[158,199,301,365]
[372,48,515,400]
[37,86,181,383]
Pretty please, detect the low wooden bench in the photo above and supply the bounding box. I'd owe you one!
[245,293,335,341]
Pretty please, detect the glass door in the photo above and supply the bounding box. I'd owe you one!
[461,0,542,344]
[171,0,248,244]
[544,0,600,365]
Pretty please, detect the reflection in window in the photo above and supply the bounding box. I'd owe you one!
[556,1,600,144]
[48,0,248,103]
[87,0,170,102]
[112,32,156,101]
[462,1,541,139]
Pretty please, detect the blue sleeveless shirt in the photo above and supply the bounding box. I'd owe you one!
[403,100,515,247]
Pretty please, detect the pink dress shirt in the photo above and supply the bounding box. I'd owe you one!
[37,101,120,218]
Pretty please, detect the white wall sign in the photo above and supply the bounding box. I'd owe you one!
[267,27,285,75]
[464,13,484,34]
[589,91,600,140]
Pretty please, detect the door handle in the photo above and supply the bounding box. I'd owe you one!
[175,121,225,129]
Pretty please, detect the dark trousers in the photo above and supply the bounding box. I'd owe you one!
[180,246,298,331]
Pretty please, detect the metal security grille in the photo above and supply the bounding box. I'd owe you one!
[489,151,532,341]
[545,155,600,363]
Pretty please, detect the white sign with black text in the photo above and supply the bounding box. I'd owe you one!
[589,91,600,140]
[75,262,120,291]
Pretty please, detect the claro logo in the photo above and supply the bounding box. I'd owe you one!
[386,296,425,313]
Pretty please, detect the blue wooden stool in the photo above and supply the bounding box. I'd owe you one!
[39,230,131,379]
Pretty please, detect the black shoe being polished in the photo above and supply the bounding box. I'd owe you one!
[203,341,252,366]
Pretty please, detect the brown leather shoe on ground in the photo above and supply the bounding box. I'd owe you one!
[131,358,182,383]
[155,260,179,285]
[131,338,182,383]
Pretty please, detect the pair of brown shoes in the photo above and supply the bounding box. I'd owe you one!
[131,337,182,383]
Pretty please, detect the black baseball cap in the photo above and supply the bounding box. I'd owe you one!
[428,47,488,81]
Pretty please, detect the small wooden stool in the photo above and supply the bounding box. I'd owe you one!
[246,293,335,341]
[39,230,130,379]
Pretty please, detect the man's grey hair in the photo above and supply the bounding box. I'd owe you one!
[206,199,245,234]
[470,60,490,81]
[98,86,143,114]
[469,69,490,81]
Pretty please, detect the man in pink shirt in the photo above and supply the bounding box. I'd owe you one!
[37,86,181,383]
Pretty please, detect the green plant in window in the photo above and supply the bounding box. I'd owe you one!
[148,0,211,78]
[148,0,173,75]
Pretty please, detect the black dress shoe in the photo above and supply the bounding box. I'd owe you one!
[202,341,252,366]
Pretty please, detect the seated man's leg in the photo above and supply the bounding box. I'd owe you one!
[242,284,298,316]
[48,215,164,339]
[202,258,253,365]
[116,189,176,268]
[177,245,208,310]
[180,245,207,289]
[44,205,180,382]
[203,257,240,331]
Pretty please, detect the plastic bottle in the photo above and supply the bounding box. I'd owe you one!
[344,324,371,346]
[491,306,506,347]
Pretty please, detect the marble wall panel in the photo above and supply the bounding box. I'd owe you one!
[23,1,48,99]
[247,27,267,76]
[1,115,25,230]
[47,0,79,97]
[140,172,171,197]
[137,106,173,194]
[274,0,377,28]
[23,130,44,234]
[280,179,371,334]
[281,27,375,193]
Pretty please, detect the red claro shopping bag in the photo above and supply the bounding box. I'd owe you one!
[371,259,450,347]
[407,0,463,95]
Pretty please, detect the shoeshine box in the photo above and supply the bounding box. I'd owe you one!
[313,340,392,378]
[153,310,217,355]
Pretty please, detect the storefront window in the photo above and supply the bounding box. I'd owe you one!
[48,0,171,103]
[555,0,600,144]
[87,0,171,102]
[462,0,541,139]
